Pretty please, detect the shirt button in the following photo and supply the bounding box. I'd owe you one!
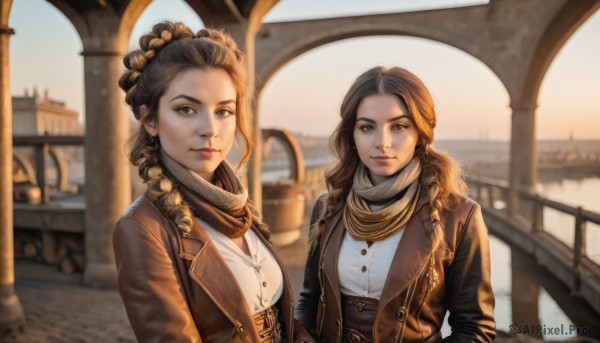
[255,265,262,272]
[361,266,367,272]
[361,249,367,255]
[262,281,268,287]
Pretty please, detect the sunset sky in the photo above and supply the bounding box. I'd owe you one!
[8,0,600,140]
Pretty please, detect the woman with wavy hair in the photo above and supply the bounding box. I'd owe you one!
[296,67,495,342]
[113,21,313,342]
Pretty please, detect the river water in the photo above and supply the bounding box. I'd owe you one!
[441,177,600,340]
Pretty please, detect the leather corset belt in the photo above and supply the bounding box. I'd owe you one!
[253,305,283,342]
[341,294,379,343]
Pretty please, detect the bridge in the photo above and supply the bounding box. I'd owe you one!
[1,0,600,340]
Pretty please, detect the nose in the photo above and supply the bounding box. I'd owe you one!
[197,112,217,138]
[375,128,391,150]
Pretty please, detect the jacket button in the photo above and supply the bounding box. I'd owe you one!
[361,266,367,272]
[262,281,268,287]
[396,308,406,322]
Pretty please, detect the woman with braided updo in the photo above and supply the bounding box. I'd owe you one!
[295,67,495,342]
[113,21,313,343]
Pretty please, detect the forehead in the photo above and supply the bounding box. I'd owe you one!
[164,67,236,99]
[356,94,408,120]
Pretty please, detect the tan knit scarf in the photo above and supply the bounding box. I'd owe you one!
[160,150,252,238]
[343,158,421,242]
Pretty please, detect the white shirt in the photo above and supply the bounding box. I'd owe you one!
[338,228,404,300]
[198,218,284,315]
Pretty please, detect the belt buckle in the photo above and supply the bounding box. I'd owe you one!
[264,307,275,329]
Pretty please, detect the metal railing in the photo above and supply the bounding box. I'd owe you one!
[467,176,600,267]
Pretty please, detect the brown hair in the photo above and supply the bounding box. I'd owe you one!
[315,66,467,258]
[119,21,251,235]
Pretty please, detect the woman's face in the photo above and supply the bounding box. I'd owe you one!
[353,94,419,186]
[143,67,237,181]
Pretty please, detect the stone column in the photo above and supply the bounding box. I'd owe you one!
[0,0,26,337]
[508,105,537,218]
[45,0,149,289]
[81,48,131,288]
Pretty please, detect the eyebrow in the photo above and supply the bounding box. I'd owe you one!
[356,114,410,123]
[170,94,236,106]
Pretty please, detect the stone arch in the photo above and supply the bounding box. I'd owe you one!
[518,1,600,108]
[256,1,600,112]
[256,24,506,96]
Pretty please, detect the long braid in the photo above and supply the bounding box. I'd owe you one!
[419,145,466,286]
[130,136,194,235]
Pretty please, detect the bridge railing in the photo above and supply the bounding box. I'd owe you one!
[467,176,600,267]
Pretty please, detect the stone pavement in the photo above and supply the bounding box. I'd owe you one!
[11,225,598,343]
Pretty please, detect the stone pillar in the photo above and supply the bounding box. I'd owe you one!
[508,105,537,218]
[45,0,149,288]
[0,0,26,338]
[81,48,131,288]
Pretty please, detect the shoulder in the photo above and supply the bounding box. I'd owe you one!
[314,193,329,212]
[442,196,488,249]
[114,193,175,242]
[309,192,329,224]
[449,196,480,222]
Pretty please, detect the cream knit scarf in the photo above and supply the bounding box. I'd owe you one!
[343,158,421,241]
[161,150,252,238]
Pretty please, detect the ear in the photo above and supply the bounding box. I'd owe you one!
[140,105,158,137]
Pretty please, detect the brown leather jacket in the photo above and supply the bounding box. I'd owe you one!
[114,194,313,342]
[295,195,495,342]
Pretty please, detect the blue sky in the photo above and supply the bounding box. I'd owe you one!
[8,0,600,139]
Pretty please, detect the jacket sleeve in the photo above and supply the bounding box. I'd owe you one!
[295,194,327,335]
[443,204,496,342]
[113,217,202,343]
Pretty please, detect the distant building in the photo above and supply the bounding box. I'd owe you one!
[12,88,82,135]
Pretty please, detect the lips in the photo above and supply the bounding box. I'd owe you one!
[371,156,396,165]
[192,147,219,158]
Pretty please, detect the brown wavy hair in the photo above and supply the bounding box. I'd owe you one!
[119,21,252,235]
[314,66,467,258]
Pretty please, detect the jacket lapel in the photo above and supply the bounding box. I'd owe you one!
[321,209,345,317]
[182,219,260,342]
[378,205,433,309]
